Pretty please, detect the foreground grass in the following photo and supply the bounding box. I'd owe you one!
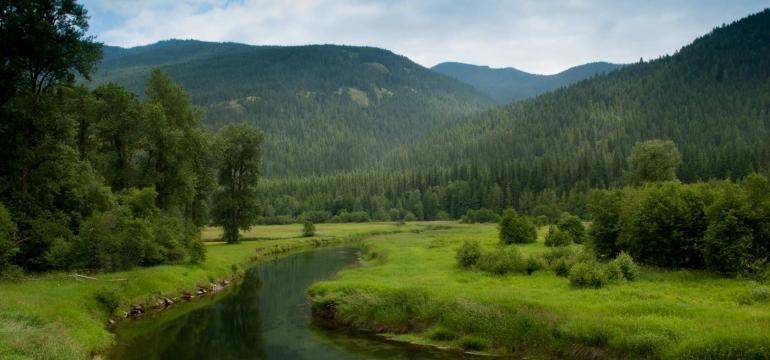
[0,222,436,360]
[309,224,770,359]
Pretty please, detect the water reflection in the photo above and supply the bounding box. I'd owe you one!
[109,247,471,360]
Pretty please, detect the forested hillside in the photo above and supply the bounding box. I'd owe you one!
[92,41,493,176]
[258,9,770,222]
[432,61,622,103]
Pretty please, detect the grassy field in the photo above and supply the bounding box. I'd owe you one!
[0,222,436,360]
[308,224,770,359]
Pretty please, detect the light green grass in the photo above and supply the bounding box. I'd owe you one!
[309,224,770,359]
[0,222,435,359]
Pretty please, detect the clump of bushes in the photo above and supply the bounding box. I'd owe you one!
[499,209,537,244]
[477,246,526,275]
[557,213,585,244]
[588,173,770,276]
[569,252,641,288]
[456,240,481,268]
[426,325,457,341]
[461,208,500,224]
[544,226,572,247]
[302,221,316,237]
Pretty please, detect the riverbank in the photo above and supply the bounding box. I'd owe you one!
[308,224,770,359]
[0,222,443,359]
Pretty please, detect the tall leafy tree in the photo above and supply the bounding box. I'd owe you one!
[625,140,682,185]
[211,123,264,243]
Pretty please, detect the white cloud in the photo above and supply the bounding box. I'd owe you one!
[83,0,768,74]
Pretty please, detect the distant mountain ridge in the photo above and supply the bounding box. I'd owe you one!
[432,61,623,103]
[92,40,493,177]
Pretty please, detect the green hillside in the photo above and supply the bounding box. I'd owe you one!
[432,61,622,103]
[91,40,493,177]
[257,9,770,221]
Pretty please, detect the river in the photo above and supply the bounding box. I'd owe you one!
[107,247,471,359]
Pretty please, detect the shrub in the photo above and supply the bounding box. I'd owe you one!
[611,251,640,281]
[403,212,417,222]
[478,246,525,275]
[557,213,586,244]
[544,226,572,247]
[524,255,546,275]
[499,209,537,244]
[455,240,482,268]
[569,261,609,288]
[302,221,316,237]
[94,287,122,315]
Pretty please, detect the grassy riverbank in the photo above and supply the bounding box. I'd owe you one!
[308,224,770,359]
[0,222,437,359]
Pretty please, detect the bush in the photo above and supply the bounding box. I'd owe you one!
[456,240,482,268]
[737,283,770,305]
[499,209,537,244]
[524,255,546,275]
[544,226,572,247]
[403,212,417,222]
[461,208,501,224]
[702,187,755,275]
[611,251,640,281]
[478,246,525,275]
[569,261,609,288]
[302,221,316,237]
[557,213,585,244]
[336,211,370,223]
[587,189,624,258]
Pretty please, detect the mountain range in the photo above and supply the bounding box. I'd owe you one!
[432,61,623,103]
[92,41,493,177]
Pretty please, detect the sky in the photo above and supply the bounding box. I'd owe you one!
[82,0,769,74]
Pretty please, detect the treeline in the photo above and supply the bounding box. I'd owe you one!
[257,163,591,225]
[589,173,770,275]
[0,1,262,276]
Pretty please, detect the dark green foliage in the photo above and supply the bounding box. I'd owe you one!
[455,240,481,268]
[625,140,682,185]
[0,203,20,276]
[588,190,624,258]
[300,210,331,223]
[211,123,263,243]
[499,209,537,244]
[456,336,491,351]
[93,41,492,177]
[588,174,770,275]
[426,326,457,341]
[619,183,706,268]
[544,226,572,247]
[302,221,316,237]
[524,255,547,275]
[461,208,500,223]
[557,213,585,244]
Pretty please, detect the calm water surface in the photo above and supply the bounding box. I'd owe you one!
[108,247,472,360]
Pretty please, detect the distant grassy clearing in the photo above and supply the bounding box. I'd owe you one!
[308,224,770,359]
[0,222,434,360]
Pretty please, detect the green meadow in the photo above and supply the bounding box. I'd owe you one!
[0,222,432,360]
[308,223,770,359]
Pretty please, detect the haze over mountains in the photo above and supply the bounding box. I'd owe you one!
[432,61,623,103]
